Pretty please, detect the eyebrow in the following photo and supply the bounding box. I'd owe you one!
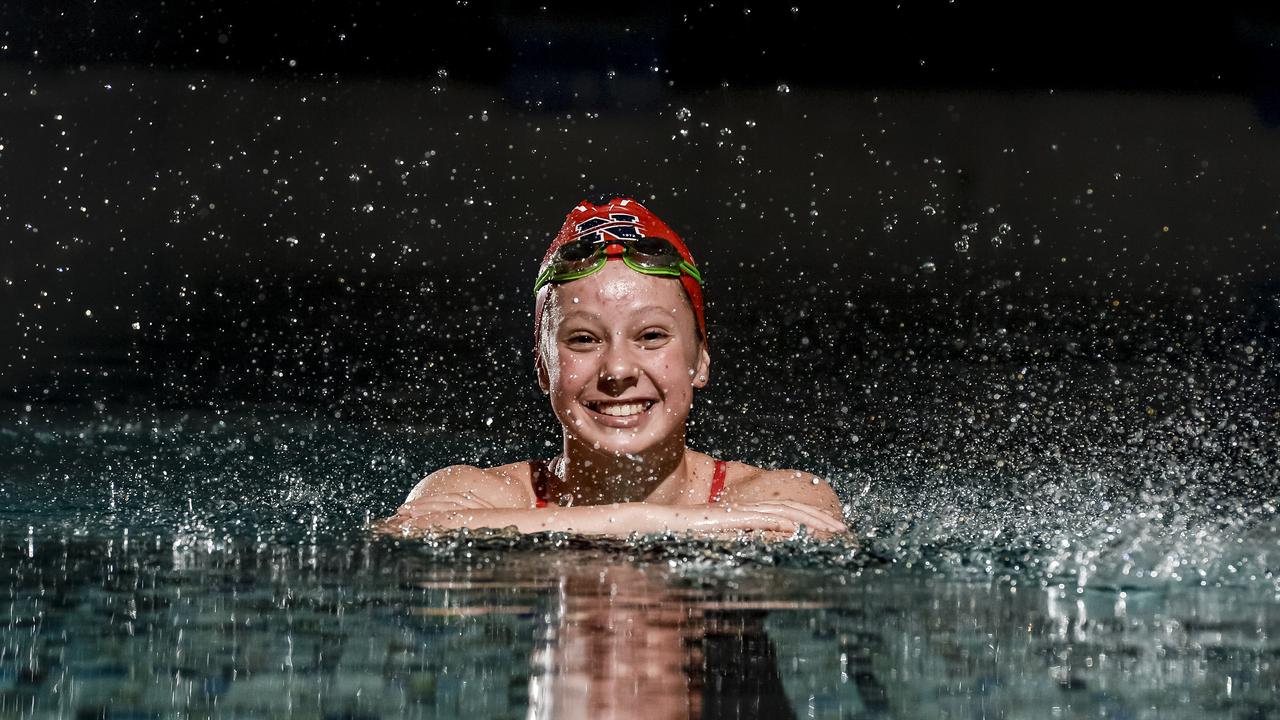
[558,305,677,322]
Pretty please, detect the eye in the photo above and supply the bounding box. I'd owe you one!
[566,333,598,347]
[639,329,671,344]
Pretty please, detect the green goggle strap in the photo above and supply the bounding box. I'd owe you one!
[533,256,606,293]
[533,254,702,294]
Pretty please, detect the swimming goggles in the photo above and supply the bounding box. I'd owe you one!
[532,236,703,294]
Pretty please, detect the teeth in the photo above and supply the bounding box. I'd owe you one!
[590,401,651,417]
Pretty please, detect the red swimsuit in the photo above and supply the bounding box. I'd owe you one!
[532,458,728,508]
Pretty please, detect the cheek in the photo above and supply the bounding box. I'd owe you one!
[653,354,697,397]
[550,353,594,393]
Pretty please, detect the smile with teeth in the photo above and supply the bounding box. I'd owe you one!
[584,399,656,417]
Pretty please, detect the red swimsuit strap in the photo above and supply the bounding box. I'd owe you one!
[530,459,551,508]
[708,459,728,503]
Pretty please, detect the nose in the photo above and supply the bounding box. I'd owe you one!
[599,337,639,392]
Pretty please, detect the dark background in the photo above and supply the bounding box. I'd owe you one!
[1,1,1278,443]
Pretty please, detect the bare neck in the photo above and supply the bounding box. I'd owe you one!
[553,433,691,506]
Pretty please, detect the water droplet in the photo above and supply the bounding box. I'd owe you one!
[920,261,937,273]
[776,83,791,94]
[675,107,692,121]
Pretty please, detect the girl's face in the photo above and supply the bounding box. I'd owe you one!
[538,261,710,457]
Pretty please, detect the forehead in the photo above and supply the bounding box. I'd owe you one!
[545,262,692,322]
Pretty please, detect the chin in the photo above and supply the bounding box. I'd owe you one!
[597,430,668,456]
[562,405,688,456]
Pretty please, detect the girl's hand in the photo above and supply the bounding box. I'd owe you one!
[371,491,497,534]
[399,492,496,514]
[634,500,847,536]
[723,500,848,534]
[372,491,849,539]
[697,501,847,535]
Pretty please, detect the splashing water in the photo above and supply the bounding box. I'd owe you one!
[3,10,1280,713]
[2,275,1277,716]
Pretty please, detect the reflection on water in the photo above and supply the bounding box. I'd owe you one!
[527,561,793,720]
[1,533,1277,719]
[0,277,1275,717]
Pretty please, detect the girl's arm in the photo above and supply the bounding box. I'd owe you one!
[716,468,850,537]
[376,501,843,536]
[374,465,847,538]
[718,469,845,520]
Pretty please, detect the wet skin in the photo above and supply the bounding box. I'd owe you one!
[379,262,849,538]
[536,261,709,489]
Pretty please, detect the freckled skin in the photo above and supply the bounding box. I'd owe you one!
[378,262,849,538]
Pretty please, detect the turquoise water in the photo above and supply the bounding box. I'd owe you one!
[4,531,1277,719]
[2,383,1278,719]
[3,278,1278,719]
[4,17,1279,717]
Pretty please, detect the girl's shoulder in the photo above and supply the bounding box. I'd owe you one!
[689,451,821,487]
[693,452,840,514]
[403,461,537,506]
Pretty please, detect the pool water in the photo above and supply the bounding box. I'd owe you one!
[3,519,1278,719]
[3,286,1278,719]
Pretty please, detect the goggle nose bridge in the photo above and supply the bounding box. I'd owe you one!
[533,235,702,294]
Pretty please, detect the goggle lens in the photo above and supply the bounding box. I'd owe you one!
[535,236,700,294]
[630,237,680,258]
[555,240,600,262]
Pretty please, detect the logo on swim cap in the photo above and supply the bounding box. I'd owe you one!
[534,197,707,359]
[572,214,644,244]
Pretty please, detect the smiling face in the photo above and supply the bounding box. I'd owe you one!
[537,261,710,457]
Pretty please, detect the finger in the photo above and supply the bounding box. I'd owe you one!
[751,502,846,532]
[768,500,848,530]
[698,506,780,531]
[716,500,843,531]
[715,508,799,532]
[405,502,477,515]
[736,515,798,533]
[371,515,419,534]
[404,494,492,512]
[434,492,495,508]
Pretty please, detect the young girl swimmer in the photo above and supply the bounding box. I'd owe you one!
[378,198,848,539]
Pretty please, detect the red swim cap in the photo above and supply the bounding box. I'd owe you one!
[533,198,706,357]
